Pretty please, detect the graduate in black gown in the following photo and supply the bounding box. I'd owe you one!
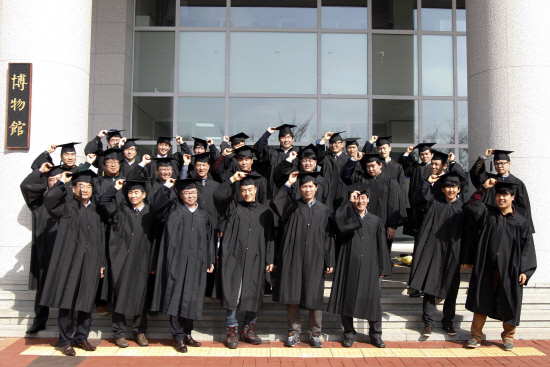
[31,142,82,175]
[98,178,156,348]
[462,179,537,351]
[84,129,125,176]
[119,138,141,176]
[271,171,335,348]
[145,136,185,180]
[408,171,467,338]
[316,131,350,212]
[328,183,392,349]
[363,136,406,188]
[150,178,215,353]
[40,170,106,356]
[179,136,221,178]
[212,132,249,181]
[20,163,64,334]
[213,172,275,349]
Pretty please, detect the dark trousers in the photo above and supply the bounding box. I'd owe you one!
[422,272,461,328]
[95,278,107,307]
[32,284,49,328]
[58,308,92,346]
[112,312,147,339]
[286,304,322,335]
[169,316,194,341]
[341,315,382,341]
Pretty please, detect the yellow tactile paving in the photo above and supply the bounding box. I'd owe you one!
[19,346,548,358]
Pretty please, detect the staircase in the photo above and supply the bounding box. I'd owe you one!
[1,267,549,342]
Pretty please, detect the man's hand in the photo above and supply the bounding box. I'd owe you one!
[165,178,176,188]
[448,152,455,162]
[483,178,498,189]
[98,130,108,138]
[60,171,72,182]
[266,264,274,273]
[326,267,334,274]
[183,154,191,166]
[428,174,440,184]
[86,153,97,164]
[484,149,494,158]
[141,154,151,165]
[39,162,54,174]
[230,171,247,183]
[461,264,470,271]
[519,273,527,285]
[207,264,215,273]
[387,227,396,240]
[148,271,156,275]
[287,171,299,186]
[222,148,233,157]
[323,132,333,142]
[288,151,298,161]
[100,267,105,278]
[217,232,223,238]
[176,135,184,145]
[370,135,379,144]
[223,136,230,143]
[349,190,360,204]
[119,137,127,147]
[267,126,277,134]
[46,144,57,153]
[206,139,213,146]
[406,146,414,154]
[115,179,125,191]
[355,151,365,161]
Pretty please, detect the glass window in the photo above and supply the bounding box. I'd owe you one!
[422,100,454,144]
[373,99,418,144]
[422,35,453,96]
[229,98,317,143]
[180,0,227,27]
[321,0,367,29]
[457,36,467,97]
[457,0,466,32]
[133,32,175,92]
[136,144,157,158]
[458,147,469,198]
[136,0,176,26]
[322,34,368,95]
[458,101,468,144]
[372,34,418,96]
[179,32,225,93]
[231,0,317,28]
[372,0,417,30]
[230,32,317,94]
[421,0,452,31]
[132,97,173,140]
[321,99,368,138]
[178,98,225,140]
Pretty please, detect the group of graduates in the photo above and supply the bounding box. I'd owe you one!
[20,124,536,356]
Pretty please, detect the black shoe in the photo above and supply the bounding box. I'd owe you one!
[241,324,262,345]
[371,338,386,348]
[442,325,457,336]
[343,336,354,348]
[226,326,239,349]
[26,324,46,334]
[175,340,188,353]
[422,325,432,337]
[409,290,423,298]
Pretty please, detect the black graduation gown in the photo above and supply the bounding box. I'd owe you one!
[232,171,269,206]
[408,183,464,298]
[98,186,155,316]
[328,202,392,321]
[462,189,537,326]
[120,159,139,177]
[398,154,431,235]
[213,181,275,312]
[272,159,330,205]
[149,186,215,320]
[181,142,221,179]
[317,147,349,212]
[40,182,106,313]
[469,157,534,233]
[146,147,186,180]
[270,186,335,310]
[85,136,109,176]
[363,141,406,186]
[20,170,58,291]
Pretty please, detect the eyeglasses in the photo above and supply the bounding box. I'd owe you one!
[494,161,509,167]
[329,141,342,145]
[105,160,120,166]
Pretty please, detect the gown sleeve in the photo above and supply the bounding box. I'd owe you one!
[43,181,69,219]
[149,185,177,222]
[269,185,299,221]
[20,169,47,211]
[333,201,362,236]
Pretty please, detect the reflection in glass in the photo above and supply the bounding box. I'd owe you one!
[230,32,317,94]
[180,0,226,27]
[133,32,175,92]
[231,0,317,28]
[372,35,417,96]
[458,101,468,144]
[322,0,367,29]
[321,99,368,138]
[322,34,368,95]
[421,0,452,31]
[178,98,225,140]
[457,0,466,32]
[136,0,176,26]
[136,145,156,158]
[229,98,317,144]
[132,97,173,140]
[179,32,225,93]
[457,36,467,97]
[422,100,454,144]
[372,99,418,144]
[458,148,469,198]
[422,35,453,96]
[372,0,417,30]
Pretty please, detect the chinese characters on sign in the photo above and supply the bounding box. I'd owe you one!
[5,63,32,149]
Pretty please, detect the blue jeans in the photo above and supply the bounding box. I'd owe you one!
[225,280,257,327]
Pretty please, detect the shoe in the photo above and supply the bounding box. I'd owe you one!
[503,339,514,351]
[241,324,262,345]
[115,337,129,348]
[466,338,480,348]
[284,332,300,347]
[226,326,238,349]
[61,344,76,356]
[371,338,386,348]
[96,305,109,316]
[409,290,423,298]
[26,323,46,334]
[135,333,149,347]
[422,325,432,337]
[442,325,457,336]
[175,340,188,353]
[342,335,354,348]
[183,335,201,347]
[310,332,323,348]
[75,340,96,351]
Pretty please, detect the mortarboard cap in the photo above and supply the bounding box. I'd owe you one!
[99,147,123,161]
[71,170,97,184]
[494,181,518,195]
[192,152,211,163]
[493,150,514,161]
[156,136,172,145]
[45,165,66,178]
[176,178,202,192]
[126,179,147,192]
[107,129,124,139]
[431,150,448,164]
[413,142,436,152]
[329,131,346,143]
[298,171,322,186]
[376,136,392,147]
[344,137,361,147]
[152,157,176,167]
[440,171,466,187]
[298,144,318,161]
[275,124,296,137]
[192,137,208,148]
[240,172,263,186]
[233,146,258,158]
[123,138,140,149]
[361,153,382,164]
[344,182,372,197]
[229,132,249,145]
[57,142,81,154]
